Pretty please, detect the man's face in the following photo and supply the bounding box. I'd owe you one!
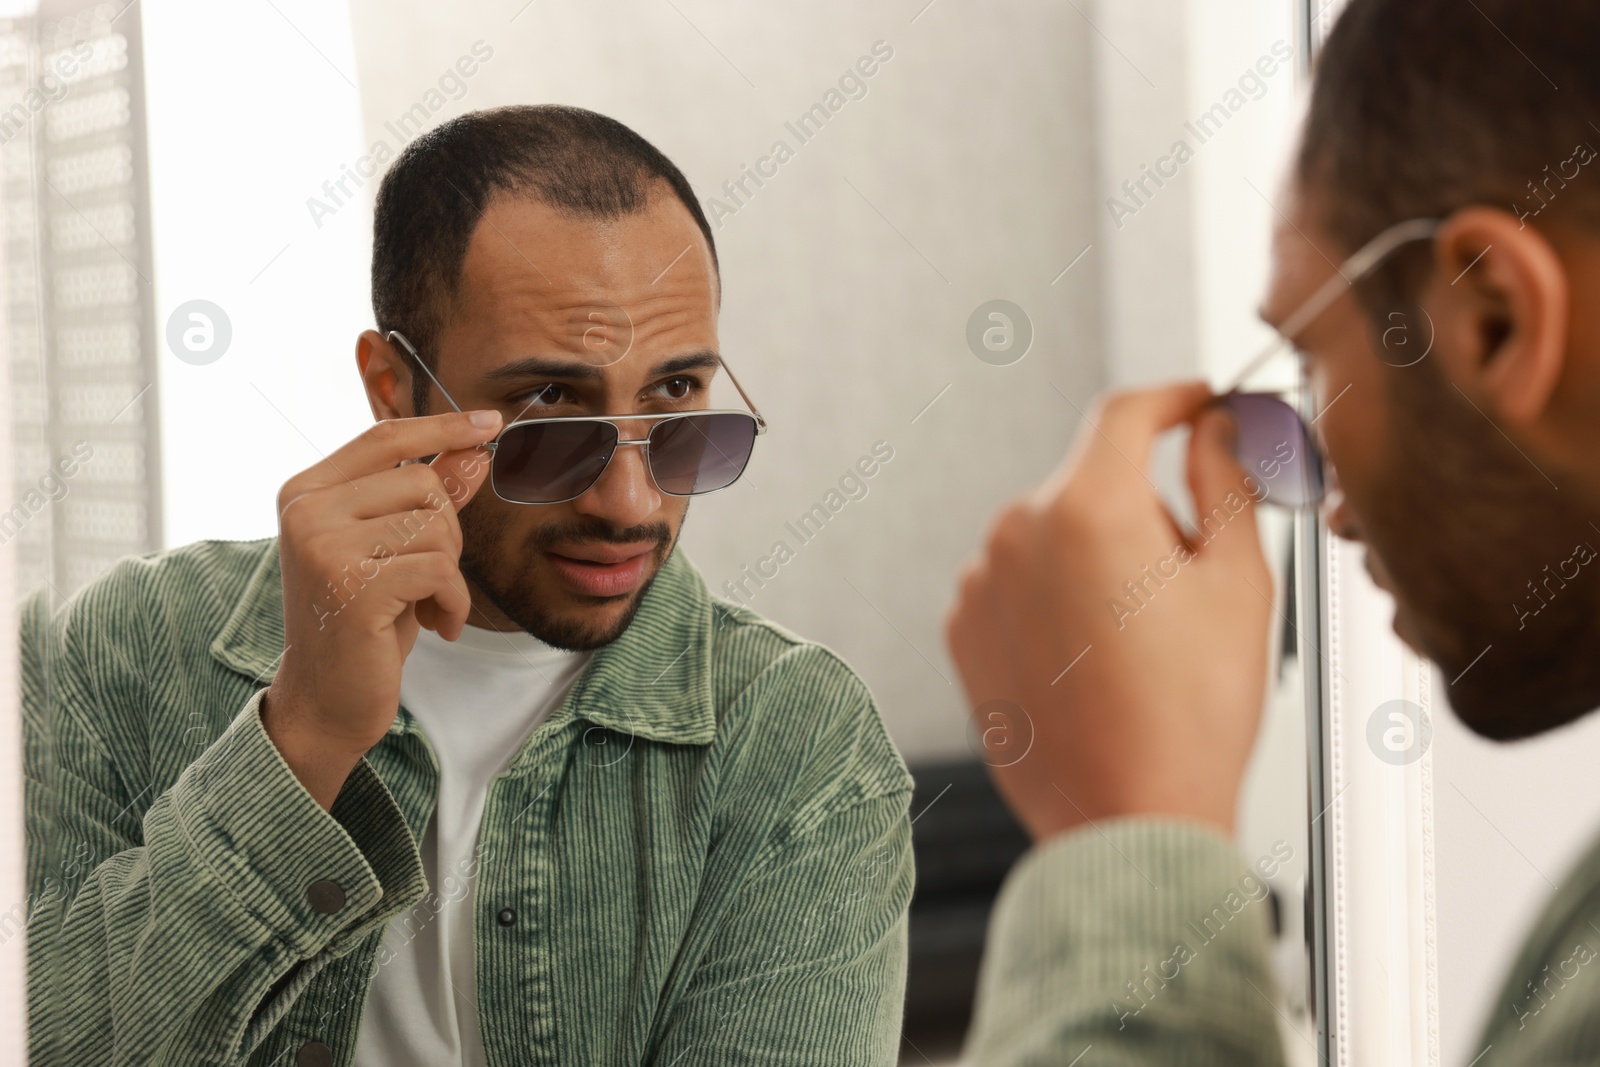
[410,189,720,650]
[1260,184,1600,739]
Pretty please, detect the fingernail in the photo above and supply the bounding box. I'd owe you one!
[470,410,500,429]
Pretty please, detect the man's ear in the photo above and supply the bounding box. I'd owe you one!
[357,329,414,420]
[1426,206,1568,428]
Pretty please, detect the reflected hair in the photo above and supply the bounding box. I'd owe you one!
[370,104,719,413]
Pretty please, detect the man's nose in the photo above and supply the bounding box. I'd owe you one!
[1319,467,1361,542]
[572,440,663,528]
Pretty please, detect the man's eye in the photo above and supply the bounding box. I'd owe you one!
[513,384,566,407]
[659,377,697,400]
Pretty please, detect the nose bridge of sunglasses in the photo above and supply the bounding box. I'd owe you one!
[613,412,670,445]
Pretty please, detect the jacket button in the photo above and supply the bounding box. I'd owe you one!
[496,907,517,927]
[307,880,346,915]
[297,1041,333,1067]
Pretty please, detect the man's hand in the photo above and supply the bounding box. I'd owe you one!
[945,382,1275,841]
[262,410,502,810]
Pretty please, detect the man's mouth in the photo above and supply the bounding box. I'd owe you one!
[544,542,657,598]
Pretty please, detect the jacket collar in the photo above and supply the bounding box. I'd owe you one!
[211,538,718,747]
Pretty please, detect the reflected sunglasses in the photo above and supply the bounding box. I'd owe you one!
[387,331,768,505]
[1215,216,1441,508]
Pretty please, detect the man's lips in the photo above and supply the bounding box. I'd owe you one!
[550,542,656,564]
[544,543,657,597]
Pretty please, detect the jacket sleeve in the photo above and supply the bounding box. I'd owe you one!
[646,789,914,1067]
[965,819,1291,1067]
[23,576,427,1067]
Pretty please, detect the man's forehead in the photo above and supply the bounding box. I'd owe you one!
[445,190,719,368]
[460,190,718,310]
[1259,187,1342,331]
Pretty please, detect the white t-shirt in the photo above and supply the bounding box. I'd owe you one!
[352,622,591,1067]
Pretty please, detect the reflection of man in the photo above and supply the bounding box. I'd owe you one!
[946,1,1600,1063]
[26,105,913,1067]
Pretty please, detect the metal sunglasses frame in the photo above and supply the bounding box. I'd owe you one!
[1216,216,1443,508]
[386,329,769,505]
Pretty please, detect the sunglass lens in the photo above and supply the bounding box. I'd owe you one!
[492,420,617,503]
[648,413,758,495]
[1219,392,1325,509]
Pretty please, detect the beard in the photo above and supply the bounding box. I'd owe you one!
[1361,354,1600,740]
[455,500,679,652]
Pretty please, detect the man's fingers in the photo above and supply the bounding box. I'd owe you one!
[1186,405,1265,565]
[1091,381,1213,472]
[318,452,489,524]
[372,551,475,634]
[428,442,495,512]
[1051,381,1213,499]
[287,411,502,499]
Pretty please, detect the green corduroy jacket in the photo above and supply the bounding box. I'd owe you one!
[965,818,1600,1065]
[21,536,914,1067]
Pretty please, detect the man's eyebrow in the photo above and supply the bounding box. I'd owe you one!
[481,357,603,384]
[653,351,723,376]
[480,350,723,385]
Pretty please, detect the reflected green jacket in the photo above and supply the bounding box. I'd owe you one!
[22,537,914,1067]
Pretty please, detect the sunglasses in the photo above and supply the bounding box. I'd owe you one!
[1215,217,1441,509]
[386,331,768,505]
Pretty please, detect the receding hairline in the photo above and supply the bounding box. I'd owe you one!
[370,104,720,395]
[456,180,722,306]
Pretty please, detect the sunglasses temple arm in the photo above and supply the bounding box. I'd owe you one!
[386,330,466,415]
[717,357,768,433]
[1221,218,1444,394]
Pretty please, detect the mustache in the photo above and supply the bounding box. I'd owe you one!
[529,518,672,551]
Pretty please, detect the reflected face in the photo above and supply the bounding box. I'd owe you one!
[1260,184,1600,740]
[422,189,720,650]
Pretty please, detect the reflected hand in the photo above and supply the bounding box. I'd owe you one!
[944,382,1274,841]
[262,410,501,810]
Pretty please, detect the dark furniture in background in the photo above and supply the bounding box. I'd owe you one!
[901,759,1031,1060]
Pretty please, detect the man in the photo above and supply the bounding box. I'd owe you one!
[24,105,913,1067]
[946,0,1600,1063]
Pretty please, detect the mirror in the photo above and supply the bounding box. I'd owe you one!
[9,1,1586,1065]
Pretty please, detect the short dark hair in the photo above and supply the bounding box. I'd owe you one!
[370,104,718,411]
[1300,0,1600,303]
